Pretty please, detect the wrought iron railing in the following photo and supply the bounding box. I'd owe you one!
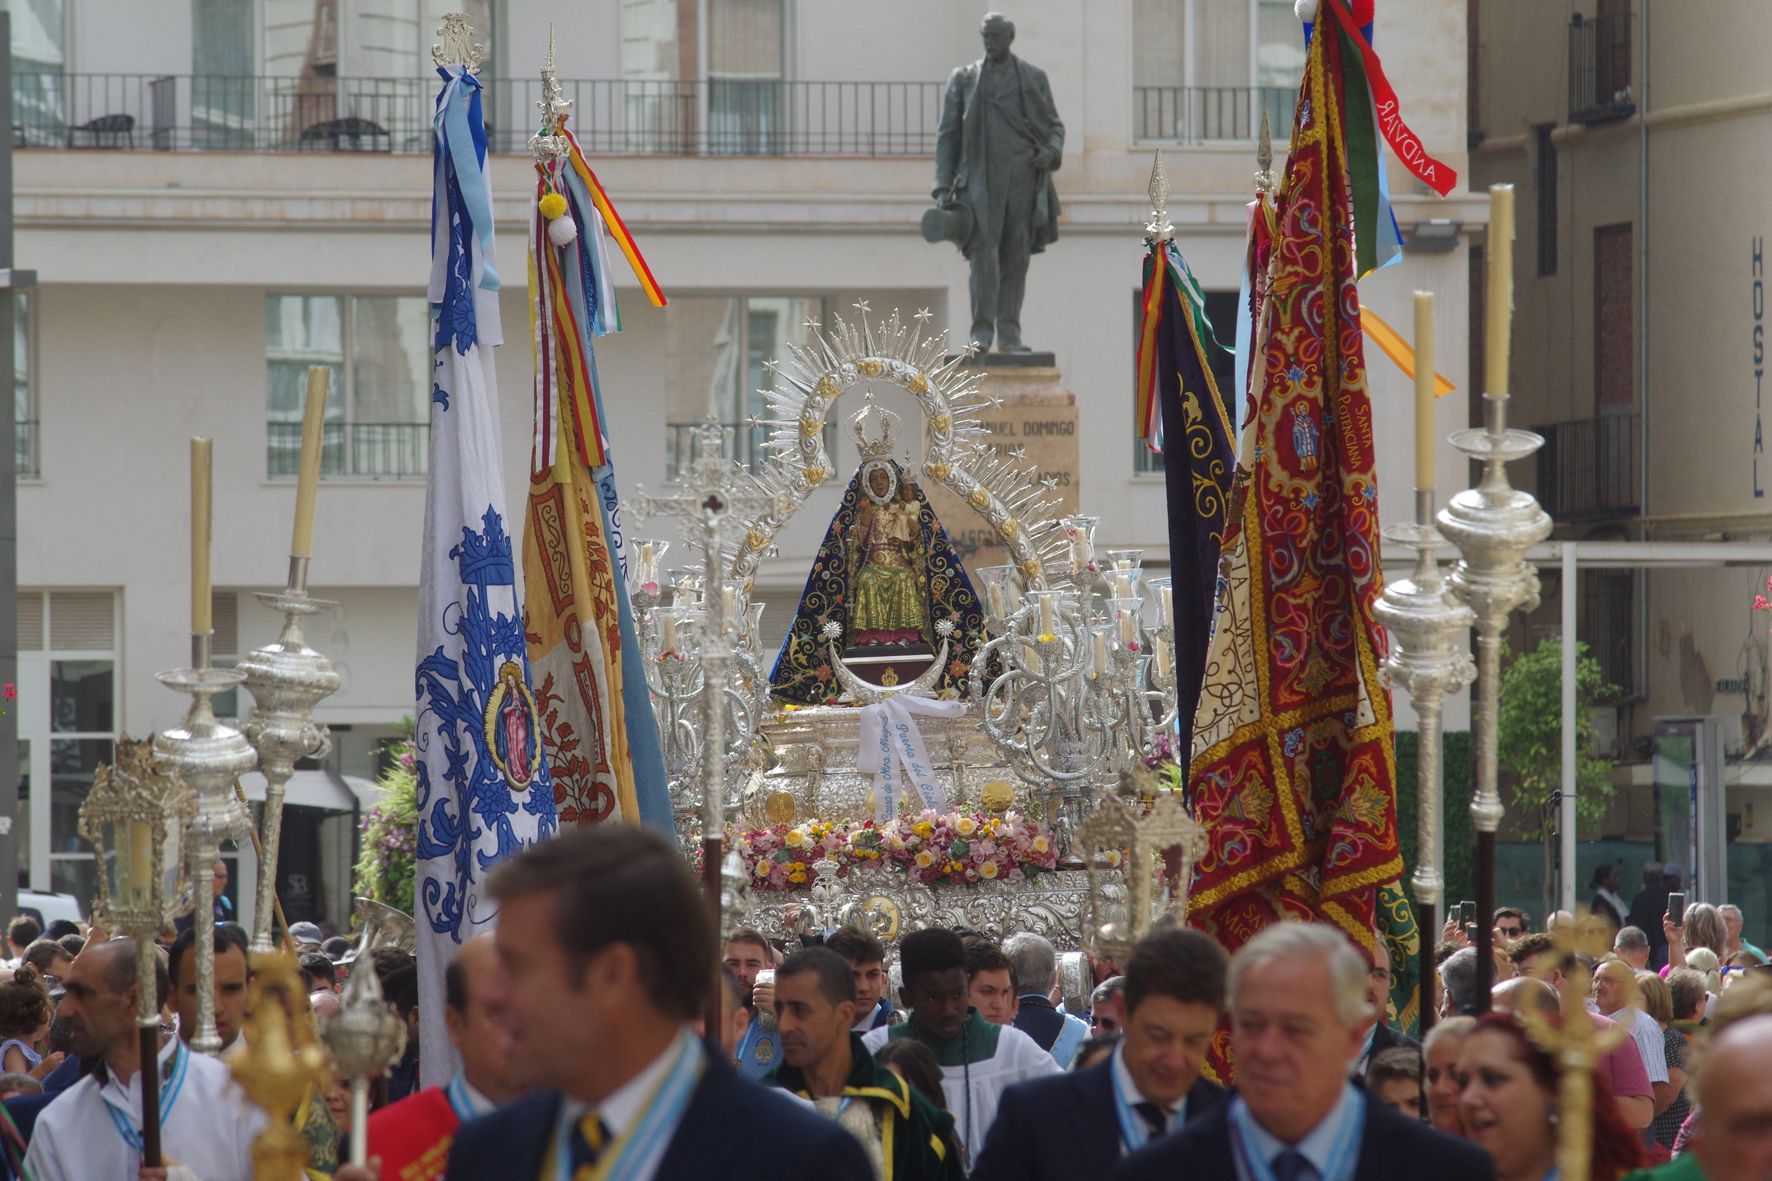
[1568,13,1634,125]
[267,420,428,480]
[14,74,942,157]
[1533,413,1639,518]
[1134,86,1297,145]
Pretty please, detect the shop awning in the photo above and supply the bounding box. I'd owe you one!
[237,769,375,814]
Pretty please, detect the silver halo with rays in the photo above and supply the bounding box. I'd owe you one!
[731,305,1065,596]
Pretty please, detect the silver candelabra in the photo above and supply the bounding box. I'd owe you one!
[1373,489,1475,1032]
[1437,389,1553,1004]
[968,540,1176,860]
[154,633,258,1054]
[238,556,340,954]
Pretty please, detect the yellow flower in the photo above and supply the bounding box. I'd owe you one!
[1032,835,1050,854]
[787,861,807,874]
[1036,632,1056,644]
[979,860,1000,879]
[914,821,935,839]
[788,868,807,883]
[915,850,935,868]
[1105,849,1123,868]
[753,862,770,878]
[955,817,977,837]
[784,828,806,848]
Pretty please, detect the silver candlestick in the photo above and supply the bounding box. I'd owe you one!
[154,636,258,1054]
[238,556,341,954]
[1437,392,1553,1006]
[1374,489,1476,1032]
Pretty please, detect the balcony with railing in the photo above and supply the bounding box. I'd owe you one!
[1533,413,1639,519]
[14,74,942,158]
[267,421,428,480]
[1568,13,1634,125]
[1134,86,1296,145]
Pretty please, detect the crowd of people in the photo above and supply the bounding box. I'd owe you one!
[0,841,1766,1180]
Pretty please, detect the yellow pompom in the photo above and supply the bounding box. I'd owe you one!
[538,192,569,221]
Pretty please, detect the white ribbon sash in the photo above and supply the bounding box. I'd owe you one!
[857,696,968,822]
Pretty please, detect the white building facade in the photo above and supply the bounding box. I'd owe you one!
[8,0,1473,926]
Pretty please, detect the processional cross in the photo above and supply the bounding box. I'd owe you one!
[1514,915,1627,1181]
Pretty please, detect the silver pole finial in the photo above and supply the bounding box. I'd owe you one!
[1145,150,1173,242]
[1255,107,1276,195]
[431,13,484,74]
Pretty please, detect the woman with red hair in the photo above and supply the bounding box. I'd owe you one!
[1457,1012,1647,1181]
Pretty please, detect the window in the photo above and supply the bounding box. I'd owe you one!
[662,295,829,479]
[10,0,65,147]
[1536,124,1557,277]
[192,0,256,149]
[265,294,431,479]
[15,292,34,480]
[708,0,785,153]
[1133,288,1239,475]
[17,591,118,899]
[1593,224,1633,410]
[1132,0,1301,143]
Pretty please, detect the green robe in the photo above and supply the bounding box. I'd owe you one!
[770,1033,963,1181]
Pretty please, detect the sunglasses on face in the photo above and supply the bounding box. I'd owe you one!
[1498,926,1524,937]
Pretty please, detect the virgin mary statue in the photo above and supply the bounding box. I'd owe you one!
[768,404,984,704]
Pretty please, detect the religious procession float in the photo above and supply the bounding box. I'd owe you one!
[67,6,1590,1166]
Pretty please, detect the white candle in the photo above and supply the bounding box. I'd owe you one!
[1413,291,1436,491]
[1119,608,1136,646]
[1115,571,1133,599]
[1155,639,1173,683]
[723,585,736,620]
[1038,594,1055,634]
[662,613,678,652]
[1022,642,1040,668]
[1486,184,1514,398]
[1159,583,1174,627]
[1092,631,1108,675]
[986,582,1004,618]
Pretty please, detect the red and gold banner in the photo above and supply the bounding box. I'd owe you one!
[1186,12,1402,997]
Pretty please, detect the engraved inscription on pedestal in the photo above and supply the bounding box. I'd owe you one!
[924,363,1080,573]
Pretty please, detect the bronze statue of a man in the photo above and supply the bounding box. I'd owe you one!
[931,13,1064,355]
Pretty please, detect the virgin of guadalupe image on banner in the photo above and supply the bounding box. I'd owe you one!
[769,399,985,703]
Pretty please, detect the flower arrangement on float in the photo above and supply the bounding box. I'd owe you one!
[706,808,1061,892]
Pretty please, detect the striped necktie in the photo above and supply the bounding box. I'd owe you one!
[568,1112,611,1180]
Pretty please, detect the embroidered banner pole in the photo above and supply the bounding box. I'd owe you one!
[413,29,557,1090]
[521,39,673,833]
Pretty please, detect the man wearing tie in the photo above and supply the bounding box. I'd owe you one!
[970,926,1228,1180]
[443,826,871,1181]
[1118,924,1494,1181]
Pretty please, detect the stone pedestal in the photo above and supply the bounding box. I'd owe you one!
[925,357,1081,573]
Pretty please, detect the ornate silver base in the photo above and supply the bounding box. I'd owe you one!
[154,664,257,1054]
[239,585,341,954]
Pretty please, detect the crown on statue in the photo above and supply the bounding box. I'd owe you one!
[849,397,901,462]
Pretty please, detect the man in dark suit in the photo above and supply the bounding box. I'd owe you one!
[1356,938,1419,1076]
[444,826,871,1181]
[971,926,1228,1180]
[1118,923,1494,1181]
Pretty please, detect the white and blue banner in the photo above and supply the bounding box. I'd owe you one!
[414,64,557,1088]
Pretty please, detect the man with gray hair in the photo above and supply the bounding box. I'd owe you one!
[1437,945,1479,1019]
[1004,932,1090,1067]
[1718,903,1767,964]
[1120,922,1493,1181]
[1615,924,1652,970]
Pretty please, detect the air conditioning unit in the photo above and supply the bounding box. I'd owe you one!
[1588,705,1620,758]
